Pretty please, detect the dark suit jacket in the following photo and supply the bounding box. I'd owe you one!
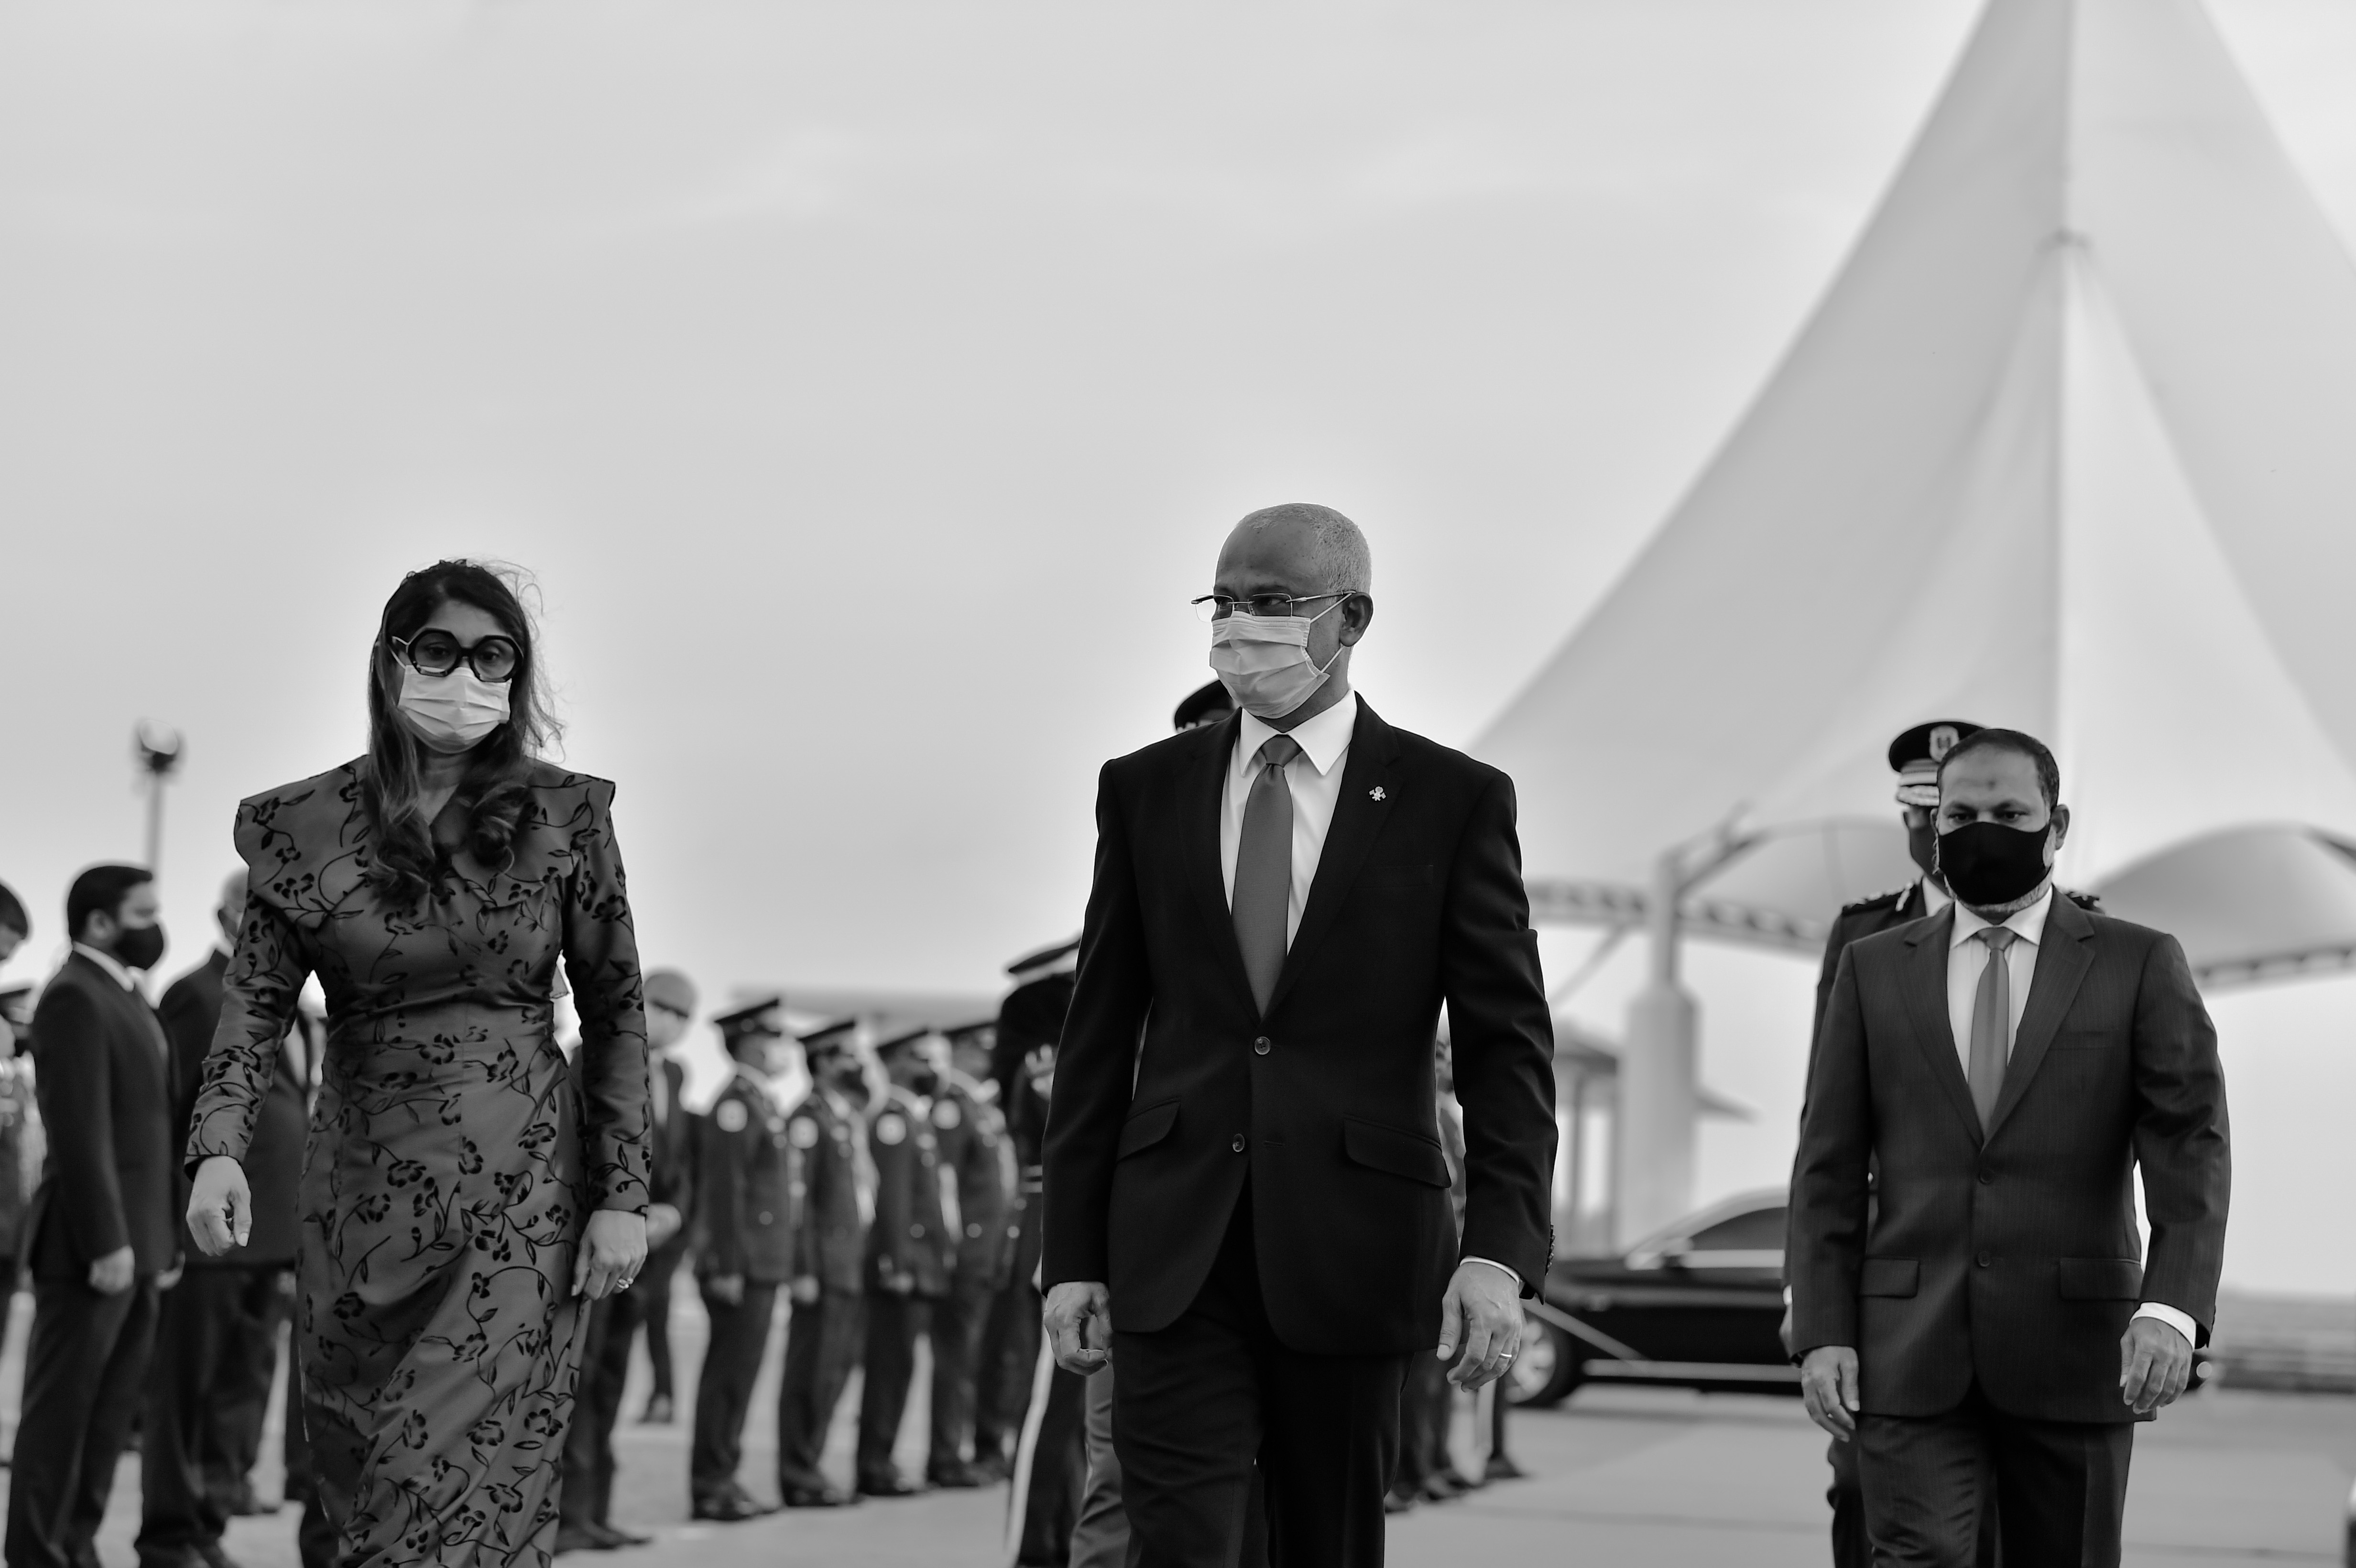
[1789,894,2230,1423]
[1042,701,1558,1356]
[160,950,310,1266]
[26,953,179,1278]
[938,1077,1015,1290]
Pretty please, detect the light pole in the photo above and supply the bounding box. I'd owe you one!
[134,720,185,874]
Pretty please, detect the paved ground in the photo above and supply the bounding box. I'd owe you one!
[4,1289,2347,1568]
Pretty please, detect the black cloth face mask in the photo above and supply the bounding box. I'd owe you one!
[113,922,167,972]
[1935,822,2053,907]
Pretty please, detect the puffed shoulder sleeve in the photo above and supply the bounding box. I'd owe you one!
[187,797,316,1176]
[563,778,651,1212]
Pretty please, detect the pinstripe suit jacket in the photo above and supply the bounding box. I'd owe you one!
[1788,893,2230,1423]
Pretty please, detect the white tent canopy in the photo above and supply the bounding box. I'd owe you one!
[1478,0,2356,981]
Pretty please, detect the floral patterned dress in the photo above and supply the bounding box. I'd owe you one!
[186,761,648,1568]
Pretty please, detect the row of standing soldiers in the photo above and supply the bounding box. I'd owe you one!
[561,941,1078,1544]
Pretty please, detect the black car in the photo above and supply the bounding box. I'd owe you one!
[1505,1189,1798,1407]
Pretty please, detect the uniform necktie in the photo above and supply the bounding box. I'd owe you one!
[1968,926,2019,1133]
[1233,734,1303,1015]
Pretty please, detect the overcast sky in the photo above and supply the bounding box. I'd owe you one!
[5,0,2353,1289]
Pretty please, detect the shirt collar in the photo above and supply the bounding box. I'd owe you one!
[1235,690,1360,778]
[1920,880,1952,917]
[70,943,140,992]
[1950,884,2056,949]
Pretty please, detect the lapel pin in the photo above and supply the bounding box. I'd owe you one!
[1370,786,1387,802]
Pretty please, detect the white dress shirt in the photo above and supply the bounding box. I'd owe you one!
[1215,692,1518,1292]
[1946,886,2197,1348]
[72,942,142,995]
[1220,692,1359,944]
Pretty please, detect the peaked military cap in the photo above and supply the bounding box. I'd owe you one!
[1005,938,1080,984]
[875,1024,935,1056]
[712,994,785,1036]
[1888,719,1985,807]
[1173,679,1235,732]
[797,1016,862,1055]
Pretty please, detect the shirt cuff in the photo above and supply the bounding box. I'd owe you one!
[2132,1302,2198,1346]
[1460,1256,1521,1290]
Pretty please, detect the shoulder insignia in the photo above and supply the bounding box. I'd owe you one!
[715,1099,749,1133]
[788,1116,821,1149]
[1838,887,1908,916]
[934,1101,962,1130]
[876,1113,907,1146]
[2065,889,2102,910]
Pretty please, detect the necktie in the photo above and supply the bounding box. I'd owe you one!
[1967,926,2019,1133]
[1233,735,1303,1015]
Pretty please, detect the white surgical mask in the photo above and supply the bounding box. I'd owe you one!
[1208,601,1345,721]
[397,666,511,752]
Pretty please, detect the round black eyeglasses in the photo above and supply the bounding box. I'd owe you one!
[391,631,520,683]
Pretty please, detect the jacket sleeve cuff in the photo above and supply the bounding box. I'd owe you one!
[2132,1302,2199,1346]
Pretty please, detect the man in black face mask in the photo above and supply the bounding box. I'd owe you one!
[1789,728,2230,1568]
[8,865,179,1568]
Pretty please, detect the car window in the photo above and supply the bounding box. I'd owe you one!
[1686,1205,1786,1253]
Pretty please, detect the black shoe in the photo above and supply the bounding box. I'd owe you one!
[227,1480,277,1517]
[553,1524,613,1554]
[926,1462,987,1489]
[967,1450,1009,1485]
[1420,1471,1472,1503]
[688,1495,760,1524]
[1384,1483,1420,1515]
[780,1484,855,1509]
[587,1523,652,1549]
[855,1473,924,1499]
[639,1394,675,1425]
[1483,1453,1528,1482]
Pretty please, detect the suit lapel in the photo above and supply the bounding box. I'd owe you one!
[1898,912,1984,1143]
[1262,703,1401,1020]
[1985,893,2096,1140]
[1182,714,1261,1017]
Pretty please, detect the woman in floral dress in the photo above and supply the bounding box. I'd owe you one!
[185,560,649,1568]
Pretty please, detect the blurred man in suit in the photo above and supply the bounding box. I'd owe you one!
[7,866,179,1568]
[1791,729,2231,1568]
[556,969,699,1549]
[1043,505,1558,1568]
[774,1020,875,1510]
[633,969,700,1426]
[0,880,26,968]
[142,871,311,1568]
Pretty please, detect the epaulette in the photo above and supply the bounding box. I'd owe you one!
[2064,889,2102,911]
[1838,887,1909,917]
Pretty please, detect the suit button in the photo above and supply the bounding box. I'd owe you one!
[1254,1036,1271,1056]
[967,1223,982,1238]
[1977,1171,1992,1186]
[911,1225,926,1238]
[758,1211,773,1225]
[1976,1251,1992,1268]
[1232,1135,1247,1153]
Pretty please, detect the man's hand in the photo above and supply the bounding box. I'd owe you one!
[1437,1262,1523,1391]
[1044,1280,1111,1374]
[186,1154,251,1257]
[571,1209,648,1300]
[88,1245,135,1296]
[789,1275,819,1306]
[644,1202,682,1252]
[706,1273,745,1307]
[1800,1345,1859,1440]
[157,1261,184,1292]
[2120,1317,2192,1415]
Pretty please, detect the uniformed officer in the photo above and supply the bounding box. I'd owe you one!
[971,938,1078,1480]
[775,1020,877,1509]
[924,1020,1016,1488]
[853,1027,959,1497]
[687,996,800,1522]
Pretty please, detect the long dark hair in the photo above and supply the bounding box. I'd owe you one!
[362,560,561,906]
